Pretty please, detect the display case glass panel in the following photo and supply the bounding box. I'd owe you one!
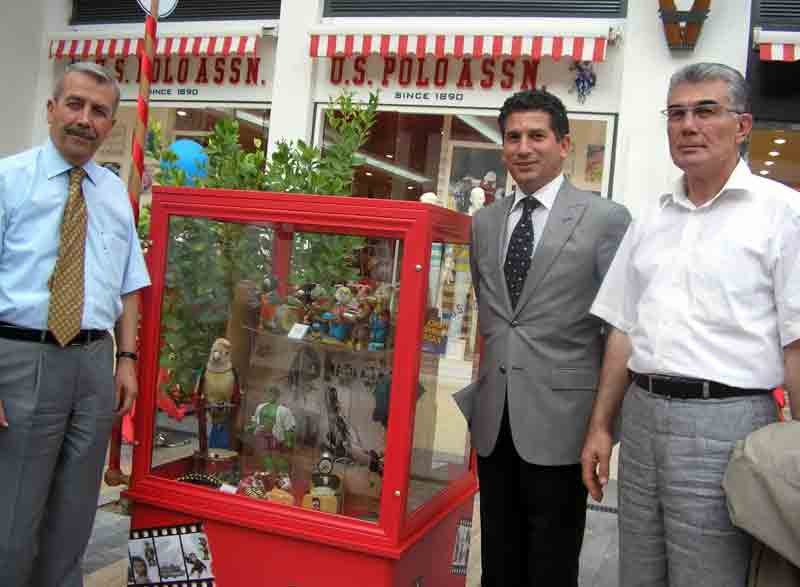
[407,243,476,514]
[150,214,407,523]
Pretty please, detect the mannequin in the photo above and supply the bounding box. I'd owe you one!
[468,186,486,216]
[420,191,442,206]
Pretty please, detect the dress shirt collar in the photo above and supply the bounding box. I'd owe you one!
[512,173,564,212]
[660,158,753,210]
[43,138,101,185]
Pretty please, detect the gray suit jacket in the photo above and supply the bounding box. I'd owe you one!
[460,180,630,465]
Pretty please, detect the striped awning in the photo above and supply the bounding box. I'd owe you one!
[49,35,259,60]
[754,28,800,62]
[759,43,800,62]
[309,33,607,62]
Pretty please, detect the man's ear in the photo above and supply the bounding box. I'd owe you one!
[560,133,572,159]
[736,113,754,145]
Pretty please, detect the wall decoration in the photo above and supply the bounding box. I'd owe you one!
[658,0,711,51]
[584,144,605,185]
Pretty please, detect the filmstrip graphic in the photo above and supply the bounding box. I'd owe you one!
[128,523,215,586]
[450,518,472,576]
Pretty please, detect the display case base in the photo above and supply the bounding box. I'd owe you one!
[130,499,475,586]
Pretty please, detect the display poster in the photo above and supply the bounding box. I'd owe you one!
[128,523,215,586]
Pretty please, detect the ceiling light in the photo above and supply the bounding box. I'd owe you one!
[407,185,415,190]
[177,110,188,117]
[365,172,373,176]
[386,154,394,159]
[765,161,775,166]
[773,138,787,145]
[760,170,770,175]
[768,151,780,157]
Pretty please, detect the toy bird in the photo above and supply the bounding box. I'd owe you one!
[194,338,241,452]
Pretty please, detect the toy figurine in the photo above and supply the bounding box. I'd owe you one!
[194,338,241,453]
[247,388,297,450]
[302,450,343,513]
[266,474,295,505]
[259,276,283,332]
[368,309,390,351]
[328,285,355,342]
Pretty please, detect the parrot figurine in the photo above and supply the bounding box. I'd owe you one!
[194,338,241,453]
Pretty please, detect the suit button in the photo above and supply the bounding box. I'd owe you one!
[499,365,507,374]
[510,320,519,328]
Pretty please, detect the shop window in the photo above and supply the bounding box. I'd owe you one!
[94,105,269,201]
[321,108,614,204]
[324,0,626,18]
[748,125,800,190]
[71,0,281,24]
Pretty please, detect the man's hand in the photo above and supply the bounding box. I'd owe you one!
[581,425,613,502]
[0,399,7,427]
[115,359,138,416]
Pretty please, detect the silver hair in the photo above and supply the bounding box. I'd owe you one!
[53,61,121,115]
[668,62,751,112]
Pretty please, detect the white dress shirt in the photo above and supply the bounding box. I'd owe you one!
[591,160,800,389]
[504,174,564,260]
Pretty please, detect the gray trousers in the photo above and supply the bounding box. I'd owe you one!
[0,336,115,587]
[619,382,777,587]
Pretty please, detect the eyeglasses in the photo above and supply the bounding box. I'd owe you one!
[660,103,743,124]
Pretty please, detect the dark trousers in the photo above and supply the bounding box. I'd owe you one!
[477,404,588,587]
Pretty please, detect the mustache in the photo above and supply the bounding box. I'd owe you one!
[65,126,96,140]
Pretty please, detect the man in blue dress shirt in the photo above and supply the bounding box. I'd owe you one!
[0,62,150,586]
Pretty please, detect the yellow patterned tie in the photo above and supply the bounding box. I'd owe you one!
[48,167,88,346]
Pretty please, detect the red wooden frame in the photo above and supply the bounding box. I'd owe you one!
[126,186,478,563]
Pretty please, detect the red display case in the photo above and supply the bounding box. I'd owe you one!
[126,186,480,586]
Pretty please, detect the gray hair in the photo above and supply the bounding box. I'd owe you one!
[53,61,121,115]
[668,62,751,113]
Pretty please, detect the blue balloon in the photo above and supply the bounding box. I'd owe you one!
[161,139,208,186]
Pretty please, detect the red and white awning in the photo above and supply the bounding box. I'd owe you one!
[49,35,259,59]
[309,33,607,62]
[759,43,800,62]
[754,28,800,62]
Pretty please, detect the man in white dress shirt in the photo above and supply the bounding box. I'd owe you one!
[581,62,800,586]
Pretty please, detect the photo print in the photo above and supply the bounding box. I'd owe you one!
[128,523,215,586]
[450,518,472,576]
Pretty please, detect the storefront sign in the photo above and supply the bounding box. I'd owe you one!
[314,53,621,111]
[329,56,539,98]
[63,39,274,103]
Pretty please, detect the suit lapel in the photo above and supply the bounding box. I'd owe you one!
[494,194,517,312]
[514,182,587,315]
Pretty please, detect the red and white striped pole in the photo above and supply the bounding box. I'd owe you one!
[128,0,159,223]
[105,0,159,488]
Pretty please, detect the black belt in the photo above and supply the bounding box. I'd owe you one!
[631,371,770,400]
[0,322,109,346]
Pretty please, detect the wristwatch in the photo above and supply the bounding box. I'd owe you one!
[116,351,138,361]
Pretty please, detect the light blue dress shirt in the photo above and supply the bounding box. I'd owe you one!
[0,139,150,330]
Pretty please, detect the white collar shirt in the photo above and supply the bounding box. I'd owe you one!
[591,159,800,388]
[504,173,564,259]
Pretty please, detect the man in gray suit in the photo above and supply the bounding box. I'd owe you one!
[467,89,630,586]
